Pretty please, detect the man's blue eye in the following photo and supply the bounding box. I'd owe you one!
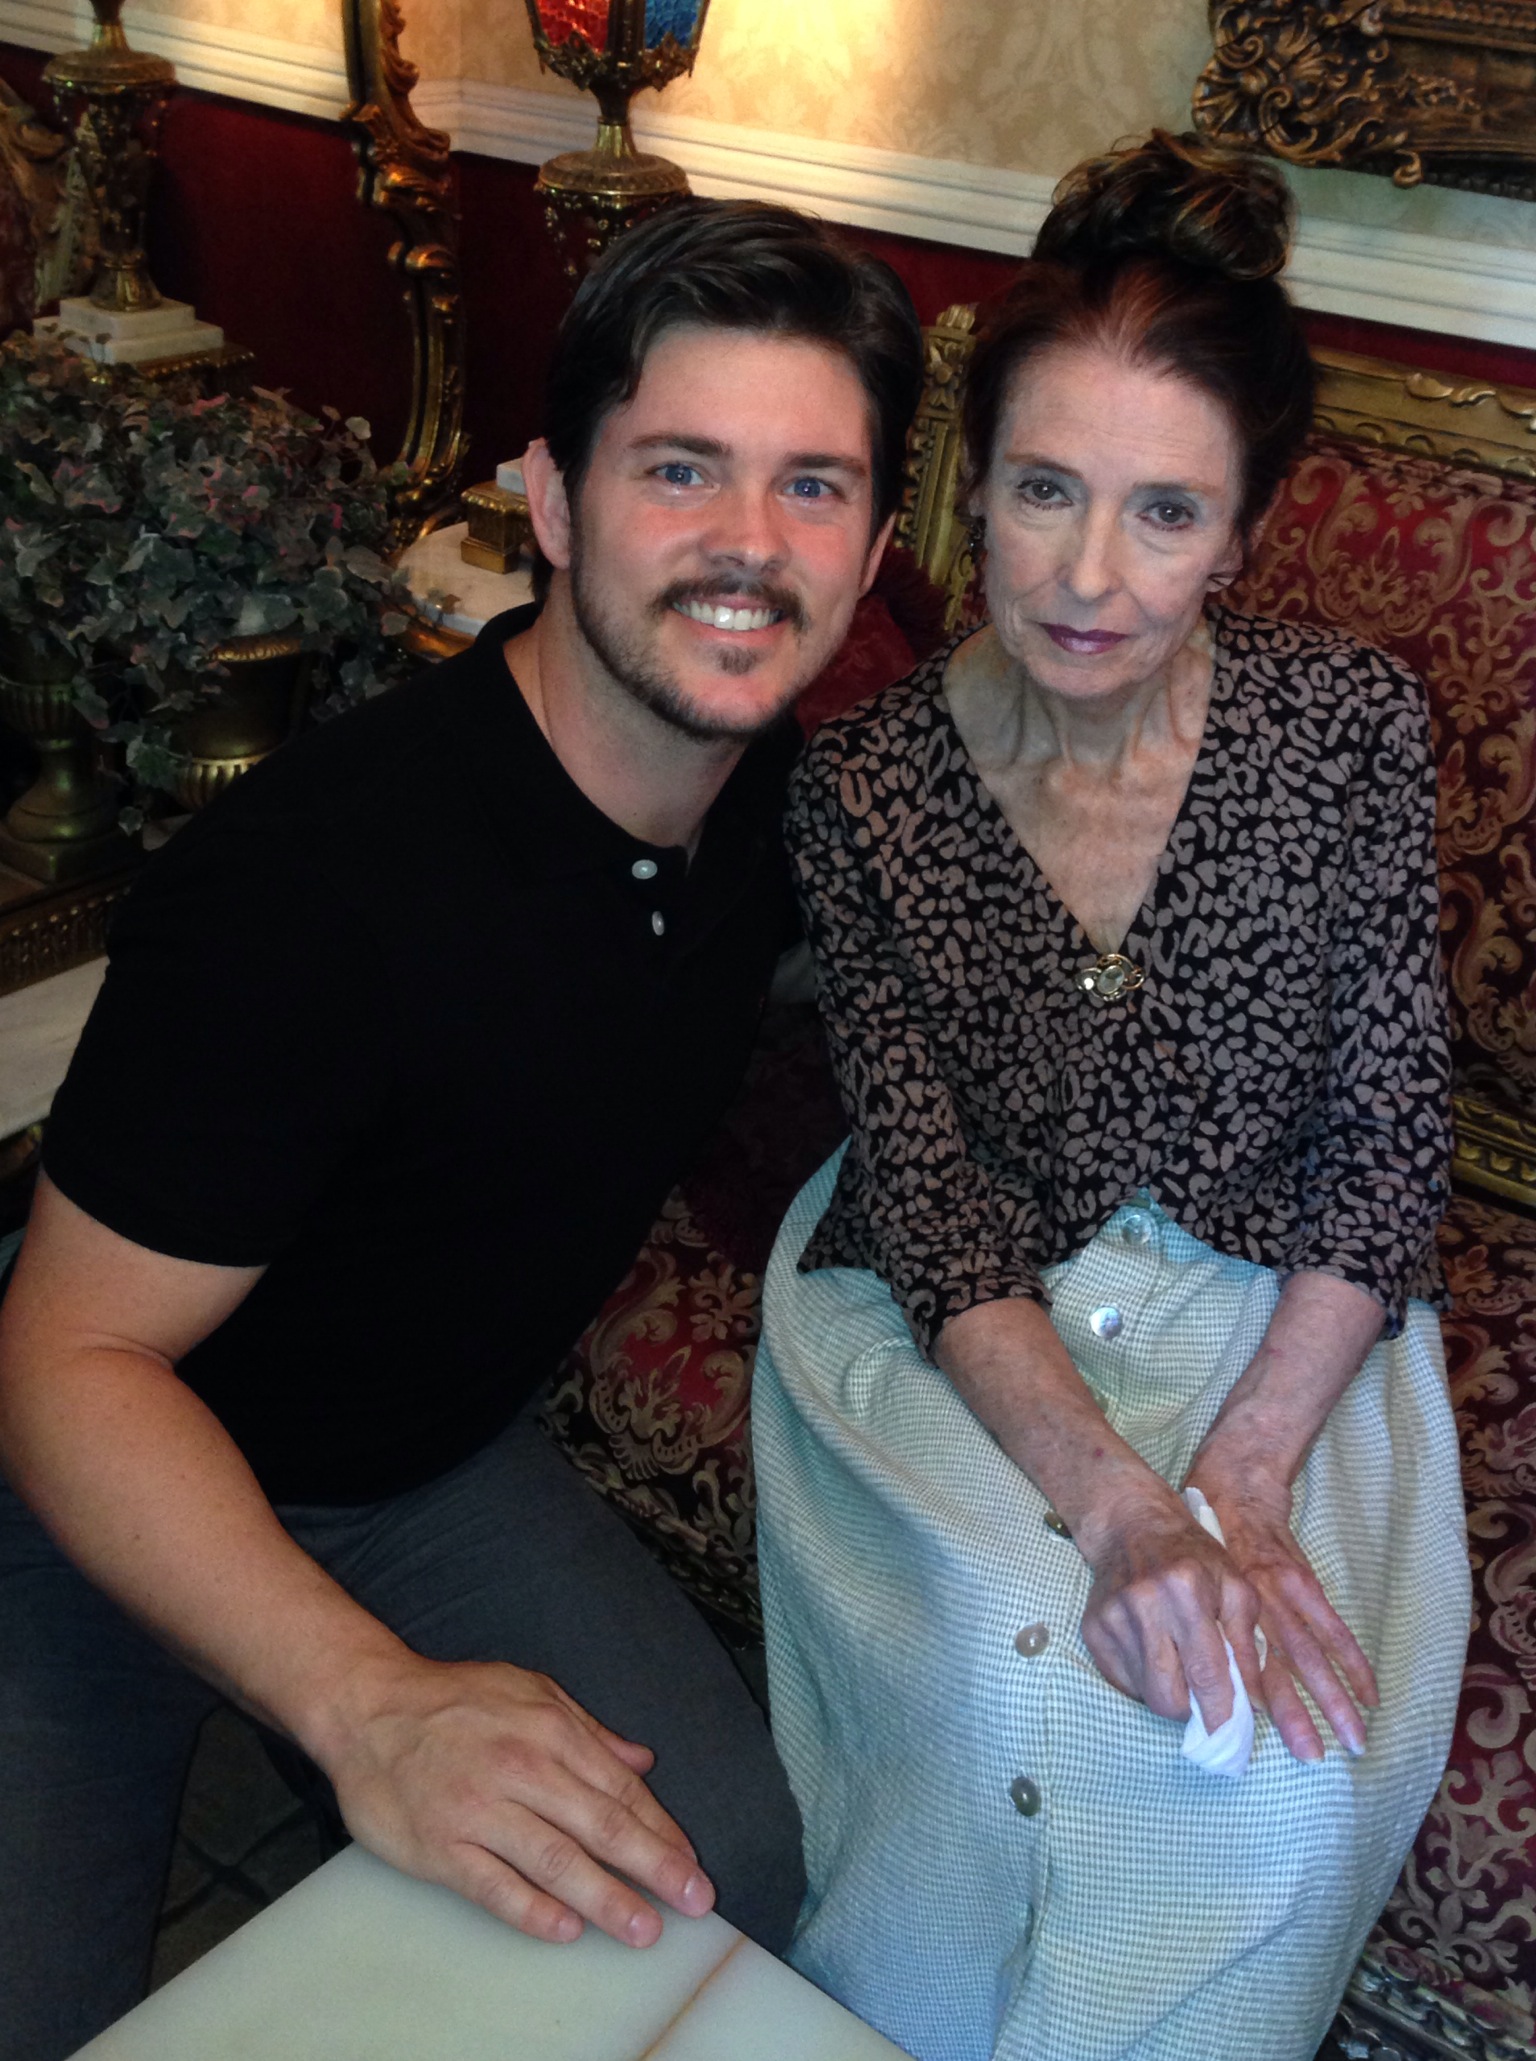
[790,477,832,499]
[657,462,700,486]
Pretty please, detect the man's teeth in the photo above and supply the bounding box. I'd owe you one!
[676,599,781,632]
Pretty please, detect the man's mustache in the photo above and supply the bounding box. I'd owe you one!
[652,575,808,634]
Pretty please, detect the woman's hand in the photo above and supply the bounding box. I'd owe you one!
[1077,1490,1263,1733]
[1182,1457,1377,1762]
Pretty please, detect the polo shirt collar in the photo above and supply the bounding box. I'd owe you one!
[447,606,790,908]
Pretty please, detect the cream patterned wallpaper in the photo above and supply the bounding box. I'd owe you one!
[477,0,1536,250]
[484,0,1206,173]
[140,0,340,51]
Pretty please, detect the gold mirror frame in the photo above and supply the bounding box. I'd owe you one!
[1195,0,1536,200]
[342,0,467,544]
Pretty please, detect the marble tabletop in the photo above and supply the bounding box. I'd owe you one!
[0,959,105,1142]
[398,522,534,640]
[71,1844,910,2060]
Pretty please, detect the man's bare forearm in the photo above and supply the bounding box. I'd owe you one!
[0,1308,408,1766]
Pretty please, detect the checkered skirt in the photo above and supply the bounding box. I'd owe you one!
[755,1152,1469,2061]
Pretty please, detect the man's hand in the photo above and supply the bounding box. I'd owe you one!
[0,1179,715,1951]
[1183,1459,1377,1762]
[315,1653,716,1947]
[1077,1492,1263,1735]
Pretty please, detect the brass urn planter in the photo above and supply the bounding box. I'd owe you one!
[166,634,308,813]
[0,634,136,885]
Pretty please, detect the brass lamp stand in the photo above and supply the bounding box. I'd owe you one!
[43,0,173,319]
[524,0,712,277]
[40,0,227,365]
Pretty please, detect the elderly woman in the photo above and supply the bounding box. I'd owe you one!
[753,133,1469,2061]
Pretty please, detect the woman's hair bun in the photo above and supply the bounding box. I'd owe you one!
[1033,130,1293,284]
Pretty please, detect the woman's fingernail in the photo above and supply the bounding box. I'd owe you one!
[627,1908,661,1946]
[682,1869,713,1914]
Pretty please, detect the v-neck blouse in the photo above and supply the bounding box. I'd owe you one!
[787,606,1452,1353]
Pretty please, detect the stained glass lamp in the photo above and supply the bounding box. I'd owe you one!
[523,0,712,274]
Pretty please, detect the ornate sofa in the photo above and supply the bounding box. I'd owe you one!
[543,322,1536,2061]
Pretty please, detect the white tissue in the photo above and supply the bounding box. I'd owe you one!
[1179,1486,1258,1781]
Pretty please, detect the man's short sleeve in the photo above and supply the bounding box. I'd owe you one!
[42,817,393,1267]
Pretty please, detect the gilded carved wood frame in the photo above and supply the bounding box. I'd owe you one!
[341,0,467,544]
[1194,0,1536,200]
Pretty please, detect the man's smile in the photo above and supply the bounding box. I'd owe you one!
[672,598,786,633]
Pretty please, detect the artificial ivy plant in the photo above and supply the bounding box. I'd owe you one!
[0,331,412,806]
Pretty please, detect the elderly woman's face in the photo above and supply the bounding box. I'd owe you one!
[975,344,1246,702]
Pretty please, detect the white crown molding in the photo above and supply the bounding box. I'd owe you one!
[5,0,1536,350]
[1285,211,1536,344]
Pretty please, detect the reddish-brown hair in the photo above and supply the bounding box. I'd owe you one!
[962,132,1314,533]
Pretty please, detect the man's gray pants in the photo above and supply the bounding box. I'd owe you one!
[0,1403,804,2061]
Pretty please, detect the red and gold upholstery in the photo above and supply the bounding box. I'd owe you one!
[1237,441,1536,1128]
[1365,1193,1536,2052]
[1229,427,1536,2048]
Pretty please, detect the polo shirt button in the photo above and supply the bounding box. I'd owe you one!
[1043,1509,1072,1538]
[1089,1304,1123,1340]
[631,858,659,880]
[651,910,666,937]
[1014,1622,1050,1658]
[1008,1775,1043,1817]
[1121,1211,1153,1245]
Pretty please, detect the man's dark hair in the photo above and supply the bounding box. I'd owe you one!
[535,199,923,595]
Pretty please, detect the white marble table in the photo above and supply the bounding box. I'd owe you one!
[398,522,534,641]
[71,1845,910,2060]
[0,959,105,1142]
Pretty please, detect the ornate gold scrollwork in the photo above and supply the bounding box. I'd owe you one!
[1194,0,1536,200]
[1311,346,1536,477]
[896,304,981,631]
[0,873,137,995]
[342,0,467,546]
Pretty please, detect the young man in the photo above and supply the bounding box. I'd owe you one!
[0,201,923,2061]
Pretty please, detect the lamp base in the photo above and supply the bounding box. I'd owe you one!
[39,297,225,366]
[535,147,690,277]
[0,821,136,888]
[460,480,533,575]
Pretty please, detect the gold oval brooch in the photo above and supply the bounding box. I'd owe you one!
[1073,953,1145,1005]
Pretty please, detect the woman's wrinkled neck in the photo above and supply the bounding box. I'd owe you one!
[943,616,1215,775]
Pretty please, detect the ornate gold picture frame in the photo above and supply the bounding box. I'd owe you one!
[1194,0,1536,201]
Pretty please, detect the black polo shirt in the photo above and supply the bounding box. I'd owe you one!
[42,608,797,1502]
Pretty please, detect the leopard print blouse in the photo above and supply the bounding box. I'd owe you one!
[789,606,1452,1355]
